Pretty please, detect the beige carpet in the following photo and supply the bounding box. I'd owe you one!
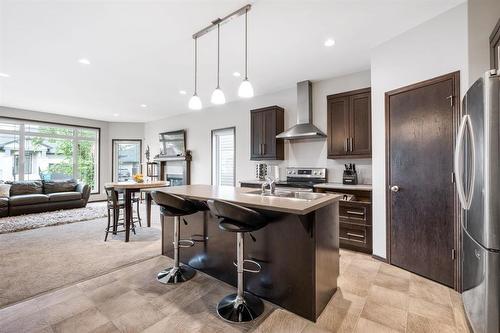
[0,202,162,308]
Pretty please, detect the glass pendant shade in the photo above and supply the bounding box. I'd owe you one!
[238,79,254,98]
[211,87,226,105]
[188,93,202,110]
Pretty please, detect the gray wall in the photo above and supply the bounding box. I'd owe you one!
[144,70,372,186]
[370,4,468,258]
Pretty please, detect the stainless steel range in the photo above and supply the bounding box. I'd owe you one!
[274,167,327,191]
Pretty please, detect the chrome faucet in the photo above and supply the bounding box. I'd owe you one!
[261,176,276,195]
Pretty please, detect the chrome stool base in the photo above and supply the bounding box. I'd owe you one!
[157,265,195,284]
[216,292,264,323]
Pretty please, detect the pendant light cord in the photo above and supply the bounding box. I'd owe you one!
[217,24,220,88]
[244,8,248,80]
[194,37,198,94]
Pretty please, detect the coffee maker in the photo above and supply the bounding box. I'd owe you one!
[342,163,358,185]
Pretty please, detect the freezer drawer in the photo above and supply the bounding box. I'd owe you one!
[462,230,500,333]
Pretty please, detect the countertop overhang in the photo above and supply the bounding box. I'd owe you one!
[143,185,341,215]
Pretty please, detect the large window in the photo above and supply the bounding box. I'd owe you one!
[0,118,100,193]
[211,127,235,186]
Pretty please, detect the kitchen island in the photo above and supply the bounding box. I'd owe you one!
[146,185,341,321]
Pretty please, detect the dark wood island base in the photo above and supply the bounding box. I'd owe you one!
[161,201,339,321]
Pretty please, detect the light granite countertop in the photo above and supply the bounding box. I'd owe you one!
[313,183,372,191]
[240,180,372,191]
[145,184,341,215]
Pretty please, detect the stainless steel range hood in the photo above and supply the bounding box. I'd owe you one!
[276,80,326,140]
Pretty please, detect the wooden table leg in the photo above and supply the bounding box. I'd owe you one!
[125,189,132,242]
[146,192,152,228]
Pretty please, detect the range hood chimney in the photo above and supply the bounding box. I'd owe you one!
[276,80,326,140]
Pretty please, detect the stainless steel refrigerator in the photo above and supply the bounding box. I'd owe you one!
[455,70,500,333]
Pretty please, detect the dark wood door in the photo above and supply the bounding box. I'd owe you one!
[490,18,500,70]
[349,92,371,156]
[261,109,276,159]
[250,111,263,159]
[250,106,284,160]
[327,97,349,157]
[387,72,459,288]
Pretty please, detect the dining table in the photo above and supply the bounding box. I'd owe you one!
[104,181,168,242]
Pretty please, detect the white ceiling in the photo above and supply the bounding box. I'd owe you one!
[0,0,465,122]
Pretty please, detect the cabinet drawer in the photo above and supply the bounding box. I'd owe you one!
[339,223,372,253]
[339,203,369,224]
[340,223,367,243]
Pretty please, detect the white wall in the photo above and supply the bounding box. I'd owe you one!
[0,106,144,200]
[468,0,500,84]
[370,4,468,258]
[144,70,372,185]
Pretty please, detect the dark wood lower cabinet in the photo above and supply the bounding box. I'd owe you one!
[315,188,372,254]
[161,203,339,322]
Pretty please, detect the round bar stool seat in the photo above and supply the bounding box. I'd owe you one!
[151,191,203,284]
[207,199,268,323]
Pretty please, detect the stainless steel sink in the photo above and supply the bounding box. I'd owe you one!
[244,189,329,201]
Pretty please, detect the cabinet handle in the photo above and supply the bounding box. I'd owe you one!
[347,232,364,238]
[346,210,364,216]
[344,138,348,152]
[259,144,263,155]
[349,137,353,152]
[262,143,265,155]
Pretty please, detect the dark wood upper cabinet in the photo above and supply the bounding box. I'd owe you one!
[491,17,500,70]
[250,106,284,160]
[327,88,371,159]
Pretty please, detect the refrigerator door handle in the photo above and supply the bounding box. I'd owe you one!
[454,115,471,210]
[465,114,476,209]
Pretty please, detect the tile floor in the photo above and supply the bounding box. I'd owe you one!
[0,250,470,333]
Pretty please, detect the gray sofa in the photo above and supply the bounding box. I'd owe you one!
[0,180,91,217]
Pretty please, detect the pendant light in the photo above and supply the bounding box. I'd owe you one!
[211,24,226,105]
[238,8,254,98]
[188,37,202,110]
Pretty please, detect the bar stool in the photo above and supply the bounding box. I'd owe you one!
[104,186,141,241]
[151,191,204,284]
[207,199,268,323]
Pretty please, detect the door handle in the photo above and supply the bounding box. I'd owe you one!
[466,115,476,209]
[390,186,399,192]
[454,115,475,210]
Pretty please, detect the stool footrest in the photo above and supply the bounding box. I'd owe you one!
[177,239,195,248]
[191,234,208,242]
[233,259,261,273]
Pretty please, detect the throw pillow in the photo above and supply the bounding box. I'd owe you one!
[0,184,11,198]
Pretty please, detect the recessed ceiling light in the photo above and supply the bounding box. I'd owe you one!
[78,58,91,65]
[179,90,187,95]
[324,38,335,47]
[113,113,119,117]
[0,72,10,78]
[233,72,241,77]
[140,104,148,108]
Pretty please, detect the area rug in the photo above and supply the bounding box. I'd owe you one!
[0,203,162,308]
[0,204,108,234]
